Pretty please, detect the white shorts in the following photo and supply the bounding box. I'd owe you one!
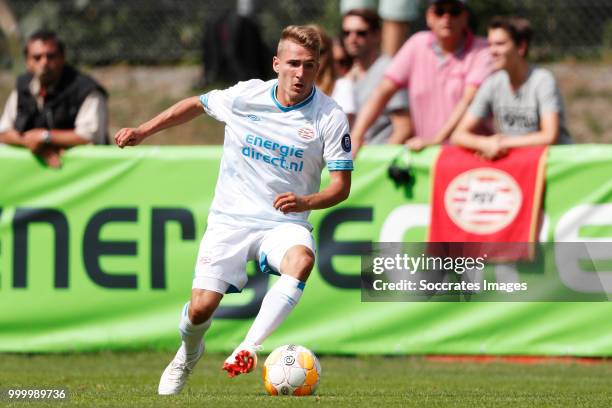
[192,222,315,294]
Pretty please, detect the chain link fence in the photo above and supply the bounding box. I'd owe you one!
[477,0,612,58]
[1,0,612,67]
[0,0,338,67]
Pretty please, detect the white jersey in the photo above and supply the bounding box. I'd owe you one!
[200,79,353,230]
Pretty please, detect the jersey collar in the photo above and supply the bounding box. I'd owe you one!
[270,82,316,112]
[429,30,473,66]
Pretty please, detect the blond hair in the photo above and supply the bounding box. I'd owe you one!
[277,25,321,60]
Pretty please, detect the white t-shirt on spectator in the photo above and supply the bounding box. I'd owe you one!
[331,77,356,116]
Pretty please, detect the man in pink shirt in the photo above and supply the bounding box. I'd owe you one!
[351,0,492,156]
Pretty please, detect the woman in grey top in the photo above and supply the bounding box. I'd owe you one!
[452,16,571,160]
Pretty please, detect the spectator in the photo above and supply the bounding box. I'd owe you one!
[351,0,492,156]
[343,8,410,145]
[340,0,420,56]
[0,30,108,167]
[451,16,572,159]
[199,0,270,87]
[332,36,352,77]
[310,25,336,96]
[309,24,357,127]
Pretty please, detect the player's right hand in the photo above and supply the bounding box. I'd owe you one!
[114,128,146,148]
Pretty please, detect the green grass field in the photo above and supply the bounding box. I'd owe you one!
[1,352,611,407]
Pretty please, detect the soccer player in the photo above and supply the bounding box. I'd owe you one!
[114,25,353,395]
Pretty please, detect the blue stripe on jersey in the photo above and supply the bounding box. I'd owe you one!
[199,94,209,109]
[327,160,354,171]
[270,82,316,112]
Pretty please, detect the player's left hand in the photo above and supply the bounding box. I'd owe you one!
[273,192,309,214]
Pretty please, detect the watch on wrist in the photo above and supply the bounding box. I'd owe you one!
[42,130,52,144]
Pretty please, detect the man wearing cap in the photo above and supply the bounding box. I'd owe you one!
[351,0,492,156]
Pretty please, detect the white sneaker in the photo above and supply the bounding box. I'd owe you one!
[222,342,262,377]
[158,343,204,395]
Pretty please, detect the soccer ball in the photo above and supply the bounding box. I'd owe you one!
[262,344,321,396]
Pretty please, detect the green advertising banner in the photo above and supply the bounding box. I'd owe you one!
[1,145,611,356]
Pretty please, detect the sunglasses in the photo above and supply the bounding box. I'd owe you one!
[342,29,369,38]
[433,4,464,17]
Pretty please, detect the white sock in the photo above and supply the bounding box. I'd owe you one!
[178,302,211,358]
[244,275,304,346]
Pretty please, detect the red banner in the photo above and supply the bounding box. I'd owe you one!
[429,146,547,251]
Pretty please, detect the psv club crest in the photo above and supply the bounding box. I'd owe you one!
[297,126,315,140]
[444,168,523,235]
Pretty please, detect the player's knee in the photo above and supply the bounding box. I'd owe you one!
[282,247,315,281]
[189,302,215,324]
[189,291,222,324]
